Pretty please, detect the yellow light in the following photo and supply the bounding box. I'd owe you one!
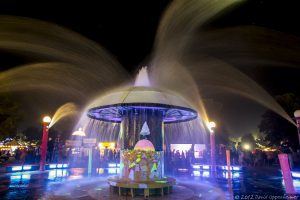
[109,143,115,148]
[43,116,52,124]
[11,146,17,151]
[209,121,216,128]
[243,143,251,150]
[207,121,216,133]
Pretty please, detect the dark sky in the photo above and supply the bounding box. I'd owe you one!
[0,0,298,72]
[0,0,300,136]
[0,1,170,71]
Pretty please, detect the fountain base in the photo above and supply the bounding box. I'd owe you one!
[108,176,176,198]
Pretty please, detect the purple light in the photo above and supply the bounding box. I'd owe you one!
[88,103,197,123]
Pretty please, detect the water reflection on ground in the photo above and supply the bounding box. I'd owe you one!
[0,167,299,199]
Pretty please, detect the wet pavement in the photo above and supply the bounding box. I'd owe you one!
[0,166,299,199]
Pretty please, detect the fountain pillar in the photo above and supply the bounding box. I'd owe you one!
[120,108,164,151]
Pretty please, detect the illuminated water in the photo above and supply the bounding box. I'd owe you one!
[151,0,296,126]
[0,0,295,129]
[48,103,78,128]
[0,0,298,198]
[0,167,299,199]
[0,16,128,101]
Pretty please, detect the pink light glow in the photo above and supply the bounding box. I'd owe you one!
[134,139,155,151]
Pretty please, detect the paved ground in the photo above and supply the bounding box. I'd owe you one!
[0,167,299,199]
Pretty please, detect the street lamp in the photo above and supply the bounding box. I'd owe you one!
[207,121,216,171]
[72,128,86,137]
[40,115,51,171]
[72,127,86,158]
[208,121,216,133]
[72,128,91,175]
[294,110,300,145]
[43,116,52,124]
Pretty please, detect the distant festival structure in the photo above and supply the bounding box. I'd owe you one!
[87,67,198,197]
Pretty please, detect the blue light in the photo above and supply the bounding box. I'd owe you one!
[49,164,57,169]
[63,164,68,168]
[202,165,210,170]
[21,174,31,179]
[293,179,300,187]
[10,174,31,180]
[221,165,241,171]
[108,163,117,168]
[222,172,240,179]
[232,166,241,171]
[10,175,21,180]
[193,170,200,176]
[292,171,300,178]
[203,171,210,177]
[192,165,200,169]
[57,164,63,168]
[12,166,22,171]
[108,168,118,174]
[48,169,68,180]
[178,168,188,172]
[9,174,31,188]
[22,165,32,170]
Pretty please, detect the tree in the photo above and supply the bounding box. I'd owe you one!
[23,126,64,141]
[215,123,230,146]
[0,94,23,140]
[258,93,300,149]
[23,126,41,141]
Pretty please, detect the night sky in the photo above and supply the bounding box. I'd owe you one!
[0,0,300,136]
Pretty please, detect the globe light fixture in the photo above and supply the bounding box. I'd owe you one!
[207,121,216,133]
[43,116,52,124]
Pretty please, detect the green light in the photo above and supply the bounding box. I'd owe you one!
[155,180,167,183]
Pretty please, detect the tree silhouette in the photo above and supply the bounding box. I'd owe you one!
[0,94,23,140]
[258,93,300,149]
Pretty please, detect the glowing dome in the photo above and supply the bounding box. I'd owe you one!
[134,139,155,151]
[294,110,300,118]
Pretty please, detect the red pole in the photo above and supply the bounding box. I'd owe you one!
[210,133,216,171]
[226,149,231,179]
[40,122,49,171]
[278,154,295,194]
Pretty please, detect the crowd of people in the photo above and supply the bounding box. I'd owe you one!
[163,139,300,172]
[0,147,40,164]
[1,137,299,172]
[225,143,278,167]
[0,137,69,165]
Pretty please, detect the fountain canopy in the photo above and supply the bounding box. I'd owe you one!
[87,86,197,123]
